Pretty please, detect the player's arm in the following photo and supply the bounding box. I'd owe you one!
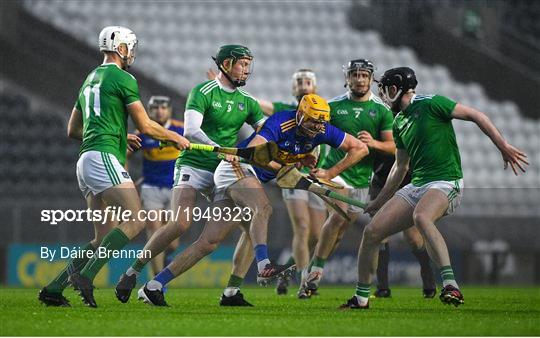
[246,134,282,172]
[451,104,528,175]
[311,133,369,180]
[358,130,396,155]
[67,108,83,141]
[365,148,410,215]
[183,109,220,147]
[128,101,189,150]
[258,99,274,116]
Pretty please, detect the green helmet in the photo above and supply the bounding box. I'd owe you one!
[213,44,253,66]
[212,44,253,87]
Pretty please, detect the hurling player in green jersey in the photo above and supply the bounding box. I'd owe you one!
[304,59,396,293]
[116,45,268,306]
[39,26,189,308]
[340,67,528,310]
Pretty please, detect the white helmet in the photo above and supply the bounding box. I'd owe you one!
[98,26,138,66]
[292,69,317,99]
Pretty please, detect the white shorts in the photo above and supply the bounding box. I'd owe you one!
[282,189,326,210]
[76,151,132,198]
[173,165,215,201]
[395,179,464,215]
[140,184,172,210]
[213,160,259,202]
[330,175,370,214]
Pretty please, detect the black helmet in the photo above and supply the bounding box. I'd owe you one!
[377,67,418,93]
[343,59,375,75]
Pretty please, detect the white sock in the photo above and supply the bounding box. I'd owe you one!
[146,280,162,291]
[224,287,239,297]
[443,279,459,289]
[126,267,140,277]
[354,294,369,306]
[257,259,271,273]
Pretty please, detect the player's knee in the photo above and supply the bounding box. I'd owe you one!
[292,222,309,237]
[413,211,430,229]
[197,238,219,255]
[362,225,384,244]
[291,215,309,228]
[256,202,273,220]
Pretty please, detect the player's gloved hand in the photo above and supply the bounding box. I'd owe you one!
[499,142,528,175]
[357,130,374,147]
[127,133,142,152]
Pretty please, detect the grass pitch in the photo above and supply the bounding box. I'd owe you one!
[1,286,539,336]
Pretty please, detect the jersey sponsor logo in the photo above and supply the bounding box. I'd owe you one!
[336,109,348,115]
[212,101,222,109]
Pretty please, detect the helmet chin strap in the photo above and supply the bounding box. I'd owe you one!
[215,60,246,87]
[116,49,130,70]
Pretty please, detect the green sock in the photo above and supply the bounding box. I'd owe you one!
[80,228,130,281]
[440,265,458,288]
[131,258,146,273]
[46,242,96,293]
[285,256,295,266]
[355,282,371,299]
[310,256,326,270]
[227,274,244,288]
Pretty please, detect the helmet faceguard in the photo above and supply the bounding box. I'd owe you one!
[212,45,253,87]
[99,26,138,68]
[296,94,330,138]
[148,95,172,124]
[376,67,418,112]
[343,59,375,98]
[292,69,317,101]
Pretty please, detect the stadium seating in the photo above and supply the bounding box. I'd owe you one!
[20,0,540,216]
[0,91,81,201]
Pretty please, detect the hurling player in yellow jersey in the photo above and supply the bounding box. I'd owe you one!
[340,67,528,309]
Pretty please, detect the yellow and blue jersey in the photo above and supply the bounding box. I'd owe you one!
[138,119,184,188]
[238,110,345,182]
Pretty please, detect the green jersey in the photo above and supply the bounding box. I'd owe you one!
[393,94,462,186]
[178,80,265,172]
[75,63,140,166]
[322,93,394,188]
[273,101,296,113]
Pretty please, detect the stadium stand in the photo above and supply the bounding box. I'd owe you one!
[21,0,539,216]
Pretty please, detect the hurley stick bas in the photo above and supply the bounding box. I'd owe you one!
[276,165,366,209]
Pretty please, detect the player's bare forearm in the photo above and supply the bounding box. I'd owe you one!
[67,108,83,141]
[328,134,369,178]
[376,161,408,205]
[369,139,396,155]
[358,130,395,155]
[258,99,274,116]
[452,104,506,149]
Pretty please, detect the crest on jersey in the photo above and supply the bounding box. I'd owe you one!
[238,103,245,111]
[369,109,377,117]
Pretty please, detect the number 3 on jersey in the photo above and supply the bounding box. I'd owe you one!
[83,71,101,118]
